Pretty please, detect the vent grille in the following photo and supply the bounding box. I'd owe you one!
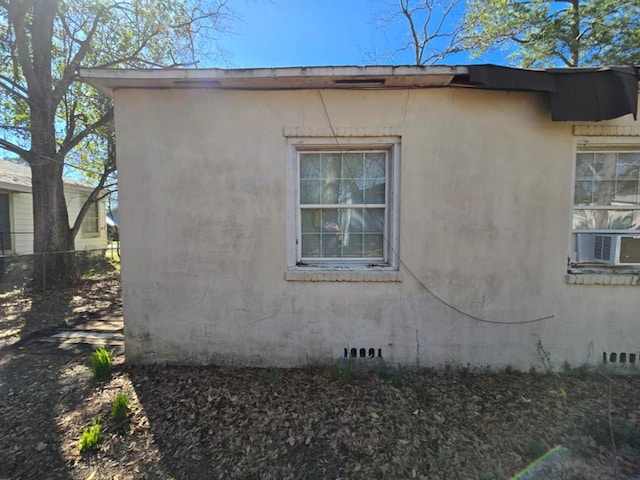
[344,347,382,359]
[594,235,612,261]
[603,351,637,365]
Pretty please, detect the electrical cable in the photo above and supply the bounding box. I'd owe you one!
[317,89,555,325]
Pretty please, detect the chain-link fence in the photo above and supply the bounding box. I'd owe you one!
[0,245,120,294]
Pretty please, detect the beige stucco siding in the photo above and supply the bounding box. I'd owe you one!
[115,86,639,370]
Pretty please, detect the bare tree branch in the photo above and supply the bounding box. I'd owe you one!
[57,107,114,160]
[0,137,31,160]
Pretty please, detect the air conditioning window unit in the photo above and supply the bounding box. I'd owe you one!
[591,234,640,265]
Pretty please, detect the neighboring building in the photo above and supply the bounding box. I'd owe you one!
[82,65,640,371]
[0,159,108,255]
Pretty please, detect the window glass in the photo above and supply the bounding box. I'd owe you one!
[299,151,388,262]
[82,196,100,235]
[573,152,640,232]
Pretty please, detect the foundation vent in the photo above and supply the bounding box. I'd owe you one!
[344,347,382,359]
[603,351,637,365]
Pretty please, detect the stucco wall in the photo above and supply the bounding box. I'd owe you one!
[114,86,640,371]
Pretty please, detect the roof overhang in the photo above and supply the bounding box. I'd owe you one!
[0,181,31,193]
[78,65,467,95]
[78,64,640,122]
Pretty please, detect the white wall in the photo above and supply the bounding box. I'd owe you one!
[114,86,640,371]
[3,187,107,255]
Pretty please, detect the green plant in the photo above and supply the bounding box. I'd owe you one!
[90,346,112,378]
[111,393,129,420]
[78,418,101,452]
[535,337,567,408]
[378,369,405,386]
[329,358,353,384]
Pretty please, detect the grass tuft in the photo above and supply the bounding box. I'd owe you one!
[90,346,112,379]
[329,358,353,384]
[78,418,101,452]
[111,393,129,420]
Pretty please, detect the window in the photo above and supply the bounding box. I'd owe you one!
[288,138,400,273]
[571,151,640,268]
[0,193,11,253]
[81,195,100,237]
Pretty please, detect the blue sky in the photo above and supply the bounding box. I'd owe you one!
[217,0,505,68]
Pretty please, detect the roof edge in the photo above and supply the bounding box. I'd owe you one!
[78,65,468,95]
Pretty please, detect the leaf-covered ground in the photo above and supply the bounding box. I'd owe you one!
[1,275,640,479]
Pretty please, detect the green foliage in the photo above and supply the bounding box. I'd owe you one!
[329,358,354,384]
[91,346,112,379]
[0,1,234,274]
[78,418,101,452]
[111,393,129,420]
[463,0,640,67]
[378,369,405,387]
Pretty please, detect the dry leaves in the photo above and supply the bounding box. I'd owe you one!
[1,277,640,479]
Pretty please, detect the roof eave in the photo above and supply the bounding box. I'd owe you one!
[78,65,469,96]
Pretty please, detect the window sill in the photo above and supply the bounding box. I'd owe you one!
[565,273,640,286]
[285,268,402,282]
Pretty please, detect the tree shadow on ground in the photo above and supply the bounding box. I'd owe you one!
[0,275,121,479]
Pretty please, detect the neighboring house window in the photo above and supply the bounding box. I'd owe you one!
[288,138,400,271]
[0,193,11,253]
[572,151,640,267]
[82,195,100,237]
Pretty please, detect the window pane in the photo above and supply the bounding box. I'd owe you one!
[343,153,364,179]
[573,209,640,230]
[575,153,594,179]
[301,234,320,257]
[82,197,99,235]
[591,180,615,206]
[617,153,640,179]
[574,180,593,205]
[300,179,322,204]
[363,179,386,204]
[594,153,617,179]
[300,153,321,178]
[341,180,364,204]
[0,193,11,251]
[300,207,386,259]
[342,234,363,257]
[615,180,639,205]
[363,208,384,233]
[365,152,385,177]
[299,150,389,261]
[364,234,384,257]
[301,210,321,233]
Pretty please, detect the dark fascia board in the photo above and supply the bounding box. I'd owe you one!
[466,64,640,121]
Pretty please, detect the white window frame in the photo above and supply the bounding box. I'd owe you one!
[286,136,400,273]
[570,145,640,271]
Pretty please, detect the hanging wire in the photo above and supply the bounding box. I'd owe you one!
[317,89,554,325]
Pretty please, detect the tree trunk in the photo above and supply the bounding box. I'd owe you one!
[30,158,77,289]
[570,0,580,67]
[26,0,78,289]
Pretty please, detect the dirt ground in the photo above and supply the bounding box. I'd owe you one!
[1,274,640,480]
